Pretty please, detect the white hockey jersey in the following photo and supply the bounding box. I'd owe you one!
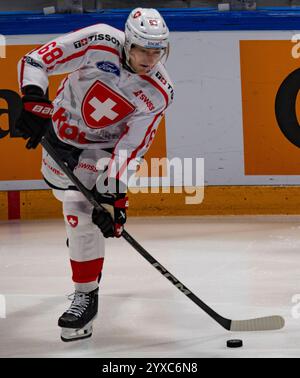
[18,24,174,180]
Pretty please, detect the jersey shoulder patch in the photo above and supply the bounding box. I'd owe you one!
[142,65,174,109]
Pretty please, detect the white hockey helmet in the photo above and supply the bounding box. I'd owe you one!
[124,8,169,65]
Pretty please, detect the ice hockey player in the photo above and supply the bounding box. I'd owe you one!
[16,8,174,341]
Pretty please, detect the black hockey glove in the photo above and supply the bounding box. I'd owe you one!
[15,86,53,149]
[92,193,128,238]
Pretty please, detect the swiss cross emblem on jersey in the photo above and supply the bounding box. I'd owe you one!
[82,81,135,129]
[67,215,78,228]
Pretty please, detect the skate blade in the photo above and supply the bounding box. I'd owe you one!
[60,319,94,342]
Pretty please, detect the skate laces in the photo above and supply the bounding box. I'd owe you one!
[66,291,90,318]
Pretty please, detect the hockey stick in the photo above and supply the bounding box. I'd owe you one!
[41,137,285,332]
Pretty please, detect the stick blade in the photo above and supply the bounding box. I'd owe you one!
[230,316,285,332]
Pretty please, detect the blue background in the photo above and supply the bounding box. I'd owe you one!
[1,8,300,35]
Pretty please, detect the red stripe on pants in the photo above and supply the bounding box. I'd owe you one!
[70,258,104,283]
[7,191,20,220]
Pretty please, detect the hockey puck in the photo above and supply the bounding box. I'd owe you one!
[226,339,243,348]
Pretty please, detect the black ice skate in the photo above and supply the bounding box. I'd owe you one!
[58,288,98,342]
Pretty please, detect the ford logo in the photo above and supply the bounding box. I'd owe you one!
[96,61,120,77]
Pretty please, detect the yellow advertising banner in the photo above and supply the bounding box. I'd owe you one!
[0,45,68,181]
[0,44,166,184]
[240,40,300,175]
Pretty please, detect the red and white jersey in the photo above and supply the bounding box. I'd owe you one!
[18,24,174,177]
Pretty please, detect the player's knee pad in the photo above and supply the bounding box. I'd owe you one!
[63,192,93,228]
[62,190,104,261]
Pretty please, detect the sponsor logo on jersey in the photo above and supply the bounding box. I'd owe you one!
[66,215,78,228]
[82,80,135,129]
[133,90,155,111]
[74,34,120,49]
[25,56,43,69]
[155,71,174,100]
[73,37,88,48]
[96,61,120,76]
